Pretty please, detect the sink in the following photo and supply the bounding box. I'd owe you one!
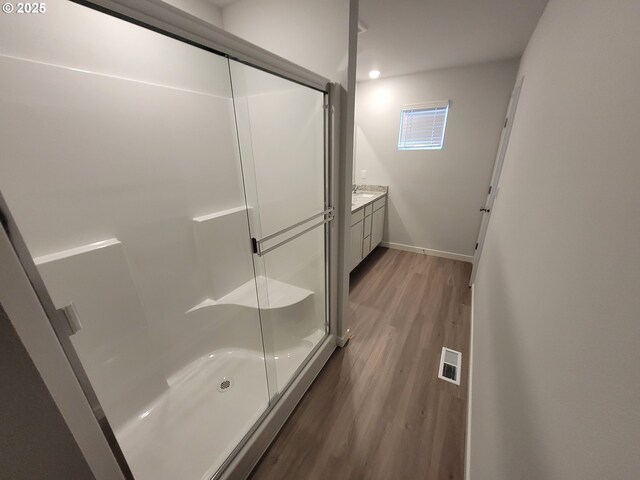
[352,192,379,210]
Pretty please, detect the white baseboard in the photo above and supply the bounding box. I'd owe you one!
[380,241,473,263]
[465,285,475,480]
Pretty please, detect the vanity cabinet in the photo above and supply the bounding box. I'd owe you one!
[371,207,385,248]
[350,221,364,271]
[350,195,386,271]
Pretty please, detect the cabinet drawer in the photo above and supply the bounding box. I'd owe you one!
[351,208,364,226]
[373,196,386,212]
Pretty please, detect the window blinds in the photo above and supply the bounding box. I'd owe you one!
[398,100,449,150]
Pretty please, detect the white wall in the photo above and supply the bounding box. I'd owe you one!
[354,59,518,258]
[221,0,350,85]
[469,0,640,479]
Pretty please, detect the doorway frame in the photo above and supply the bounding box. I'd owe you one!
[469,76,524,286]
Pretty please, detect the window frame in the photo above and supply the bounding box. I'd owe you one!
[397,100,450,151]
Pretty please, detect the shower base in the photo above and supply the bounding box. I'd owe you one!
[116,328,326,480]
[273,328,326,392]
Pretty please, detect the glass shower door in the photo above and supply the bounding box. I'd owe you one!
[229,61,330,397]
[0,4,271,480]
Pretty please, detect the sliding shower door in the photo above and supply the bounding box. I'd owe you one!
[229,61,330,397]
[0,3,272,480]
[1,2,333,479]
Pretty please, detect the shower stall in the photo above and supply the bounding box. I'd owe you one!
[0,2,340,479]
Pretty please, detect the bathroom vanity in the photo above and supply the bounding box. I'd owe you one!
[350,186,388,271]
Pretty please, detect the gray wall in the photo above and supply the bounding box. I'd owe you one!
[469,0,640,478]
[354,59,518,258]
[0,304,95,479]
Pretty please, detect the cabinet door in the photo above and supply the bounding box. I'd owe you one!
[350,221,364,271]
[371,207,385,248]
[363,213,372,239]
[362,235,371,258]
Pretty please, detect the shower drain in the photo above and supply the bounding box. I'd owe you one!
[217,377,234,393]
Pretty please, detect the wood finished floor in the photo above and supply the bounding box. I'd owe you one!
[248,247,472,480]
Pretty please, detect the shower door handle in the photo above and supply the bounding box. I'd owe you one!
[252,207,334,256]
[59,303,83,335]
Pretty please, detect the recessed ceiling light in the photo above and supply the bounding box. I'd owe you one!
[369,70,381,80]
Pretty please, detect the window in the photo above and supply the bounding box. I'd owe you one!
[398,100,450,150]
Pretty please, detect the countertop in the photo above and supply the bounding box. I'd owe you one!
[351,185,388,213]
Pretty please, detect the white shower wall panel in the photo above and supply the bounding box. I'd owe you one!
[0,53,255,377]
[192,207,256,300]
[34,240,169,432]
[0,1,231,98]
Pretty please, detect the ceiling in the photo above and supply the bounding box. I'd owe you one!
[357,0,548,81]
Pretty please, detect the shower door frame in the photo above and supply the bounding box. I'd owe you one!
[0,1,343,480]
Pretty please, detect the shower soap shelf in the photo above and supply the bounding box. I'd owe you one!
[186,276,313,313]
